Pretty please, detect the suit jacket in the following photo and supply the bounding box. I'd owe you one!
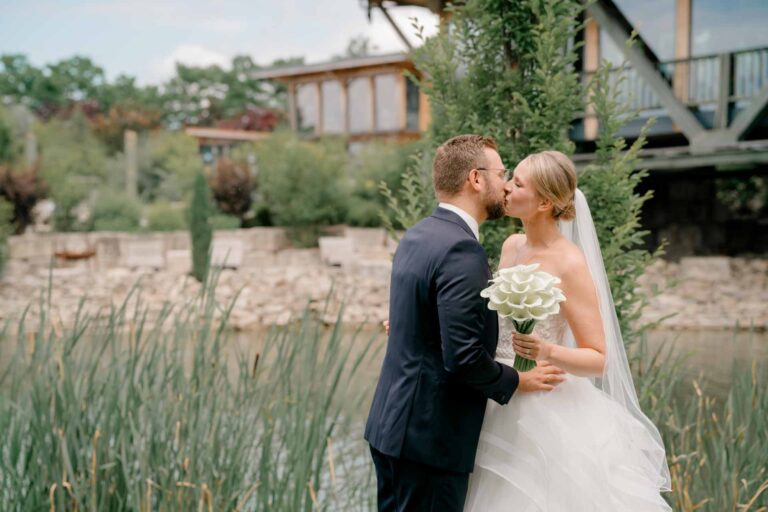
[364,207,519,473]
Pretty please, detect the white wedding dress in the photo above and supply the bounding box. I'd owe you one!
[464,314,671,511]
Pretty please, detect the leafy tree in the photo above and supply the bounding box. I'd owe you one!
[139,131,203,202]
[189,170,213,282]
[36,109,108,231]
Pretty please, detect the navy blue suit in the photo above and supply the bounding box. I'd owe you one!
[365,207,519,511]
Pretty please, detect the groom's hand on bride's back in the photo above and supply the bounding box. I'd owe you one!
[517,361,565,392]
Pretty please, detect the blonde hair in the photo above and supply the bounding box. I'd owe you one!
[519,150,577,220]
[433,134,498,196]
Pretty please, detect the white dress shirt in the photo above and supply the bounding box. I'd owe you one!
[438,202,480,241]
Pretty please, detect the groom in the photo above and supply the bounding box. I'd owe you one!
[365,135,564,511]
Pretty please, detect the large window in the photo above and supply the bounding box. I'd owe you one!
[692,0,768,56]
[375,74,400,131]
[348,77,372,134]
[602,0,675,63]
[321,80,344,134]
[296,83,318,133]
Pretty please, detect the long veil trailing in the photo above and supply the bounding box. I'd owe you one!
[558,188,671,491]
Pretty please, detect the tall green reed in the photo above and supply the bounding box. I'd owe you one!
[634,335,768,511]
[0,269,379,511]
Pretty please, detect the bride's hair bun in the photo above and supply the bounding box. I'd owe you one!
[554,197,576,221]
[519,150,577,221]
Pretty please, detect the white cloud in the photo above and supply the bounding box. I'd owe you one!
[148,44,230,84]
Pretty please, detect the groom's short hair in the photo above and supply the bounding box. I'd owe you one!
[433,134,497,196]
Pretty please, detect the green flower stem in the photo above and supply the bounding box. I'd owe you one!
[511,319,537,372]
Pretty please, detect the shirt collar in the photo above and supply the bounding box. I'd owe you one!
[438,202,480,241]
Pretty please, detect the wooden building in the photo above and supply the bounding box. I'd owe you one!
[250,53,430,145]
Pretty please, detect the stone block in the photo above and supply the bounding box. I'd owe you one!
[345,227,387,252]
[318,237,354,267]
[123,238,165,269]
[211,238,244,268]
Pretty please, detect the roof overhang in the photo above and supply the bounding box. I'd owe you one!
[250,53,411,81]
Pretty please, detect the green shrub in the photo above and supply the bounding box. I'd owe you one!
[146,200,186,231]
[346,141,418,227]
[90,189,142,232]
[256,132,347,234]
[189,170,212,282]
[209,213,240,230]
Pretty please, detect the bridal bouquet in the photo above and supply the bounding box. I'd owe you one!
[480,264,566,372]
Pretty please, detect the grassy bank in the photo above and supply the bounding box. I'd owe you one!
[0,273,379,511]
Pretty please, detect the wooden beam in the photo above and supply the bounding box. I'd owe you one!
[673,0,691,102]
[399,74,407,131]
[584,16,600,141]
[378,5,413,50]
[315,81,322,137]
[728,84,768,140]
[369,75,377,132]
[588,0,705,142]
[287,82,297,131]
[341,78,349,136]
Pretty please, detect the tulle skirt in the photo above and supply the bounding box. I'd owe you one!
[465,358,671,512]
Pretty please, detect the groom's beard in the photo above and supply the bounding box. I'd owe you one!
[485,196,506,220]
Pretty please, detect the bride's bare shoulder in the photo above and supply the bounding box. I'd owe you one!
[551,238,590,281]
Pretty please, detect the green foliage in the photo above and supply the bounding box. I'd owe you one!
[0,198,12,275]
[190,171,213,282]
[256,132,347,232]
[36,110,108,231]
[347,140,418,227]
[633,341,768,511]
[89,189,142,232]
[139,131,203,202]
[408,0,584,258]
[379,148,436,239]
[0,276,378,510]
[209,213,240,230]
[146,200,186,231]
[579,59,665,348]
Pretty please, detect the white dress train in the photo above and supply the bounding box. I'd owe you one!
[465,315,671,512]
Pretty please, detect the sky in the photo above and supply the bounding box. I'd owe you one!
[0,0,440,85]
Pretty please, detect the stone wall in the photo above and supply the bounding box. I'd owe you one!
[1,229,766,332]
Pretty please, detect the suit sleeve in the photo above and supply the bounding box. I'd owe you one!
[436,238,519,404]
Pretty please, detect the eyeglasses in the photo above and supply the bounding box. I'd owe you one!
[476,167,513,181]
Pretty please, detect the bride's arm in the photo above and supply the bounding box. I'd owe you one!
[512,254,606,377]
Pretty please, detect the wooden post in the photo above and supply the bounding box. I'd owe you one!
[24,131,37,167]
[369,75,377,133]
[584,16,600,140]
[340,78,349,135]
[674,0,692,102]
[287,82,297,131]
[124,130,138,198]
[315,81,322,137]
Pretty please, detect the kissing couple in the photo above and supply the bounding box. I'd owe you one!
[365,135,671,511]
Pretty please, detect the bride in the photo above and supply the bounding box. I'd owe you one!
[464,150,671,511]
